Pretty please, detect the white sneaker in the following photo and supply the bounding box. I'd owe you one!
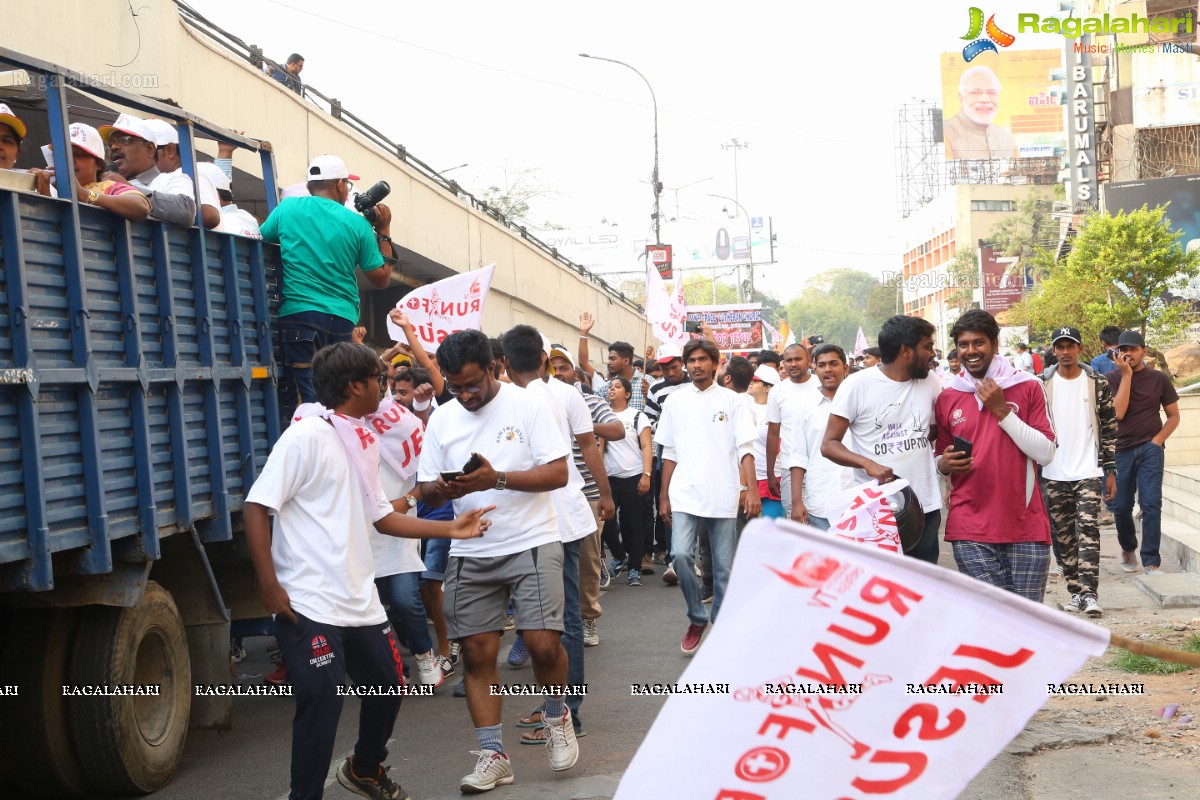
[544,708,579,771]
[414,650,444,689]
[460,750,514,793]
[583,619,599,647]
[1083,595,1103,617]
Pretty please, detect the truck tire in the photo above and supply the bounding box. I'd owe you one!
[0,608,90,797]
[68,581,192,794]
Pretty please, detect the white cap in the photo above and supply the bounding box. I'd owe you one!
[548,344,576,370]
[197,161,231,192]
[142,119,179,147]
[307,154,359,182]
[752,364,779,385]
[98,112,154,144]
[67,123,105,160]
[0,103,27,139]
[655,342,683,364]
[539,333,554,358]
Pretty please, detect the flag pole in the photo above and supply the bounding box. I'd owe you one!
[1109,633,1200,668]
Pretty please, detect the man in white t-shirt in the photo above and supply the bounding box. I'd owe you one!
[766,342,822,516]
[822,315,943,563]
[659,339,758,657]
[502,326,613,744]
[747,363,784,518]
[244,342,489,800]
[1014,343,1034,374]
[789,343,855,530]
[1040,326,1117,617]
[416,330,578,793]
[142,118,221,229]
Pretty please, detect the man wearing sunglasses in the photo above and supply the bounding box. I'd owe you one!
[261,154,397,420]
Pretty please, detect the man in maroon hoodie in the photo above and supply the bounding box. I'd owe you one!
[935,310,1058,601]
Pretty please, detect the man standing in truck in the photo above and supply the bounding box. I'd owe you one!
[260,154,397,420]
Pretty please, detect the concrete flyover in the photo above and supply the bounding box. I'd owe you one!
[0,0,649,351]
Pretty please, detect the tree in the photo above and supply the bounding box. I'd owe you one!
[480,165,555,227]
[784,269,898,350]
[1010,203,1200,352]
[946,249,978,312]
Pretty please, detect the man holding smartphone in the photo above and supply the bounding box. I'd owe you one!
[935,310,1057,601]
[1107,330,1180,574]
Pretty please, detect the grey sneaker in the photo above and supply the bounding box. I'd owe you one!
[544,708,579,771]
[583,619,599,647]
[1121,551,1138,573]
[337,756,409,800]
[1082,595,1103,617]
[1063,594,1083,613]
[599,559,611,590]
[460,750,514,794]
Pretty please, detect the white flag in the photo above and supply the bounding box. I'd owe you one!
[646,262,687,345]
[854,326,869,358]
[616,519,1109,800]
[386,264,495,353]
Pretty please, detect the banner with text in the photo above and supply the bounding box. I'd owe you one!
[646,262,688,345]
[687,302,763,352]
[386,264,495,353]
[615,519,1109,800]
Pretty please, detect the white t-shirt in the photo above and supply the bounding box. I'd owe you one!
[245,417,391,627]
[1043,372,1101,482]
[525,377,597,543]
[418,382,569,558]
[746,395,780,481]
[370,459,425,577]
[828,367,943,513]
[1014,352,1034,373]
[137,168,194,199]
[786,392,855,520]
[658,382,757,519]
[765,377,822,465]
[217,204,263,238]
[606,406,651,478]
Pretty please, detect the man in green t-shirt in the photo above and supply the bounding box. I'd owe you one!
[261,154,395,416]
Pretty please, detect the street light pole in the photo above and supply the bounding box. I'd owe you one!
[580,54,662,244]
[708,192,754,302]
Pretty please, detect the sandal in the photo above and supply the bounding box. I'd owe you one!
[515,708,544,728]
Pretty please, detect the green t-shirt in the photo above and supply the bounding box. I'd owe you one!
[260,196,386,322]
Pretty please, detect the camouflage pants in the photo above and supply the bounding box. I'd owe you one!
[1044,478,1102,599]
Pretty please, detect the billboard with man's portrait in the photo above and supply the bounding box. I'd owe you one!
[939,50,1066,161]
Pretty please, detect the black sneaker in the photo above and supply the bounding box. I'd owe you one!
[336,757,410,800]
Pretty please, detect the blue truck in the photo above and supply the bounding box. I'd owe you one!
[0,48,285,796]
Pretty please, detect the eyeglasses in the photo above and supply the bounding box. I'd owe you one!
[447,377,488,396]
[362,373,387,389]
[107,132,144,147]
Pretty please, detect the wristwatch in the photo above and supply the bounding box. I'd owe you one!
[404,495,417,510]
[494,471,507,491]
[86,189,100,204]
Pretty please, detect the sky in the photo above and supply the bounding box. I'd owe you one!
[184,0,1072,302]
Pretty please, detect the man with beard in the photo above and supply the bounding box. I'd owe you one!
[944,65,1018,160]
[935,309,1057,601]
[821,315,943,563]
[788,344,855,530]
[577,312,650,410]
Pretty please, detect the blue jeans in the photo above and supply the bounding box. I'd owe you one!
[374,572,432,655]
[1114,441,1165,568]
[808,515,831,531]
[561,538,585,724]
[278,310,356,419]
[671,513,737,626]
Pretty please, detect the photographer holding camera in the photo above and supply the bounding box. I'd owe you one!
[262,154,397,418]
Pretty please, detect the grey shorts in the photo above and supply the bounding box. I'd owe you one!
[444,541,565,639]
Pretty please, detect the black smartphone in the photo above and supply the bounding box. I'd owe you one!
[462,453,483,474]
[684,320,702,334]
[440,470,464,482]
[953,436,973,459]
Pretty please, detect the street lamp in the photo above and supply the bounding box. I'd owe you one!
[708,192,755,302]
[666,176,713,221]
[579,53,663,245]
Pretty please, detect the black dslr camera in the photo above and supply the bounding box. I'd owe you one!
[353,180,391,225]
